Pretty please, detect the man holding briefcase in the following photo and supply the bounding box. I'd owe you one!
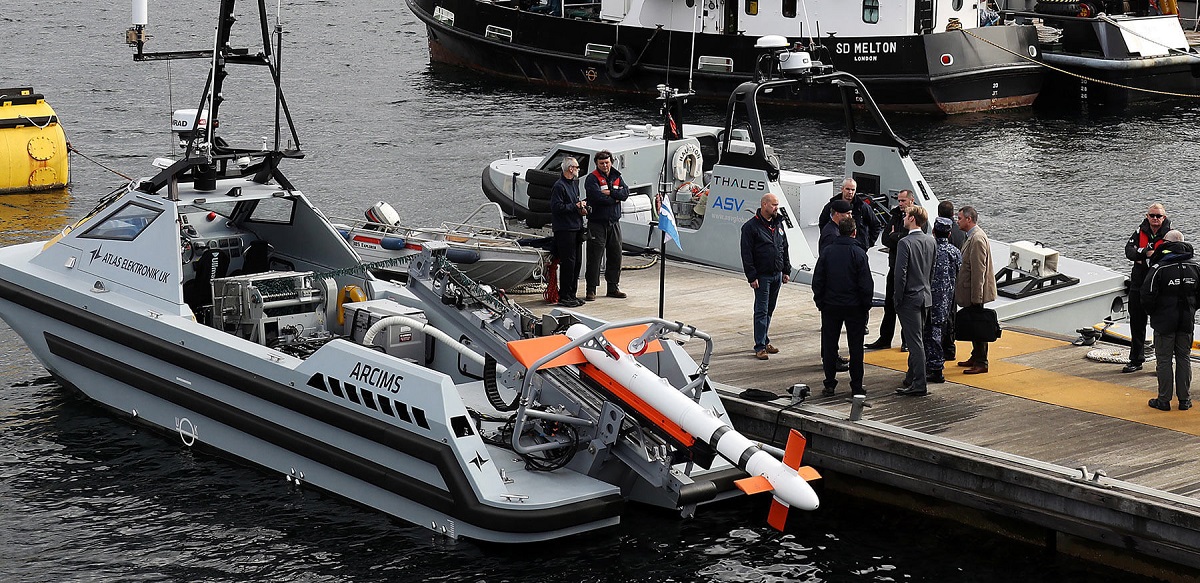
[954,206,997,375]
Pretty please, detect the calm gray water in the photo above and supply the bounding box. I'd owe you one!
[3,0,1195,580]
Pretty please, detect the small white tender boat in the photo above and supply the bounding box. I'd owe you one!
[335,201,549,290]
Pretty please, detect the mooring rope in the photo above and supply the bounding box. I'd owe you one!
[65,142,134,181]
[620,252,661,271]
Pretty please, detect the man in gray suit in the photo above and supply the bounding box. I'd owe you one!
[894,206,937,396]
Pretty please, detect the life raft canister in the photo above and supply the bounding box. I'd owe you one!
[337,284,368,325]
[0,87,69,194]
[672,143,703,181]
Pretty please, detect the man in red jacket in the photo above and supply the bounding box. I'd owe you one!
[1123,203,1172,373]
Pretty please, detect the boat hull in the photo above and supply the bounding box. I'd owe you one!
[409,0,1043,114]
[1013,12,1200,109]
[1037,52,1200,108]
[0,258,622,543]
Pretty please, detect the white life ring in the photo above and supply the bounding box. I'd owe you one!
[672,143,703,181]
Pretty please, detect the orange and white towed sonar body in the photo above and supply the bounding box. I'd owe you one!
[562,323,820,529]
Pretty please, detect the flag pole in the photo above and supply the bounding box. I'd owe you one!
[654,85,692,319]
[657,85,671,319]
[659,223,666,319]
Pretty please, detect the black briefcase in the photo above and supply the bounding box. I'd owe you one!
[955,305,1002,342]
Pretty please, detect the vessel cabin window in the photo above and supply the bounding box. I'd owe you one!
[78,202,163,241]
[863,0,879,23]
[245,196,296,225]
[782,0,796,18]
[745,0,758,16]
[539,150,592,174]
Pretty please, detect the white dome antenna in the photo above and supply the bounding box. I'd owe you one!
[755,35,790,50]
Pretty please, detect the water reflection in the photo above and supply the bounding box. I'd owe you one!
[0,189,72,245]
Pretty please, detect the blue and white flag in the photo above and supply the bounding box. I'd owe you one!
[658,196,683,250]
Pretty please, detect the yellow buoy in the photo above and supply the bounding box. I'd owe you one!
[0,87,69,194]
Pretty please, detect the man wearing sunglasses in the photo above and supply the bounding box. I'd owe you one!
[550,157,588,308]
[1123,203,1172,373]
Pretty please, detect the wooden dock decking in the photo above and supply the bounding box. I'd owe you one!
[515,256,1200,579]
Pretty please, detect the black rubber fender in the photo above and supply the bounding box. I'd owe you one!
[526,211,552,229]
[605,45,636,81]
[446,248,481,265]
[528,182,554,201]
[529,196,551,213]
[525,167,560,187]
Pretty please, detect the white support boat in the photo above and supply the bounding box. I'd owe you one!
[0,0,823,543]
[335,201,550,290]
[483,42,1129,336]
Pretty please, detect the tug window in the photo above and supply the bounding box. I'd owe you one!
[79,202,163,241]
[863,0,879,23]
[745,0,758,16]
[783,0,796,18]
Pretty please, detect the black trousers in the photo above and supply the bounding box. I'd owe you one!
[821,306,868,392]
[585,220,623,292]
[554,230,583,301]
[1129,288,1147,364]
[876,265,897,343]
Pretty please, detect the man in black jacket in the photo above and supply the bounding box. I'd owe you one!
[1123,203,1172,373]
[583,150,630,300]
[1142,231,1200,411]
[740,193,791,360]
[818,199,853,255]
[818,178,878,250]
[813,216,874,396]
[549,157,588,308]
[867,189,919,350]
